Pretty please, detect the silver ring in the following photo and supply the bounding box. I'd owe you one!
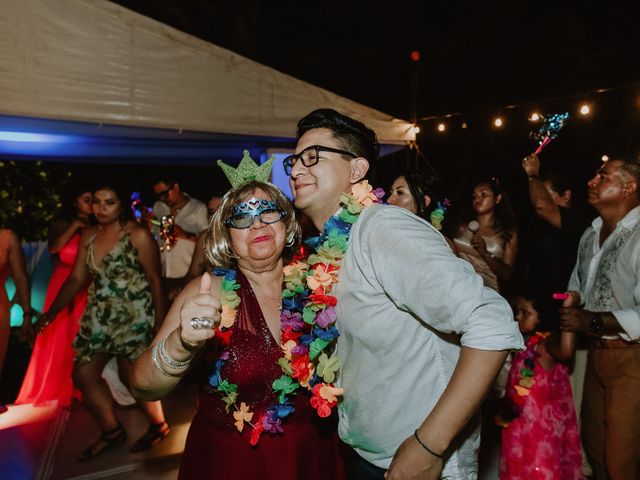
[190,317,214,330]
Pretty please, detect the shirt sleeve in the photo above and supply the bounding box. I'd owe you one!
[359,207,524,351]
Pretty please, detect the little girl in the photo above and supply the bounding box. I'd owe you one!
[497,289,582,479]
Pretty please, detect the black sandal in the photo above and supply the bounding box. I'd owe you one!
[129,421,170,453]
[78,423,127,461]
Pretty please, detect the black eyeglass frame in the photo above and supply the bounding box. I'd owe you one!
[283,145,357,176]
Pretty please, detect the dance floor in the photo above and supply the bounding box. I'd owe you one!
[0,384,197,480]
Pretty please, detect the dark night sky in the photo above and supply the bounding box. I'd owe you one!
[110,0,639,119]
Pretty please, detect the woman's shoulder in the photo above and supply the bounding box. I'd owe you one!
[123,221,153,242]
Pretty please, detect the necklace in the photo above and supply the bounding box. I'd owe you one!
[209,181,384,445]
[495,331,550,428]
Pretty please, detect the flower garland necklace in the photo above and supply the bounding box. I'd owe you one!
[209,181,384,445]
[495,331,550,428]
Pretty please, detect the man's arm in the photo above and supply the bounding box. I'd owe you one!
[522,154,561,228]
[364,208,523,479]
[387,348,508,480]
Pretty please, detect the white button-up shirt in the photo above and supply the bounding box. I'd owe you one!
[335,204,523,478]
[568,205,640,341]
[153,194,209,278]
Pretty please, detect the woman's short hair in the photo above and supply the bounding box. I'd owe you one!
[204,180,300,269]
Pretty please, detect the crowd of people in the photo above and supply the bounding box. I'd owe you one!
[0,108,639,480]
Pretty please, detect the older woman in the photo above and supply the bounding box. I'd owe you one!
[131,180,343,480]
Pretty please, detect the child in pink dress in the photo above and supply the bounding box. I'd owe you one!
[498,290,582,479]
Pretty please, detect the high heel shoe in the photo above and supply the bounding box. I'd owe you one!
[129,421,170,453]
[78,423,127,461]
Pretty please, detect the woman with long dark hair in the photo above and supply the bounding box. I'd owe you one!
[387,170,456,250]
[41,180,169,459]
[453,178,518,292]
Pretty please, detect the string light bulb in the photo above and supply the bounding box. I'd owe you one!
[579,104,591,115]
[494,117,503,128]
[530,112,541,121]
[437,123,446,132]
[601,155,609,162]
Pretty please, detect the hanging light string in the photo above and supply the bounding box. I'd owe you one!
[417,80,640,123]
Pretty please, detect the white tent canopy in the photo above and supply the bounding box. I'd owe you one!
[0,0,415,147]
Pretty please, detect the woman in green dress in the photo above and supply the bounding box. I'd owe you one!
[41,180,169,459]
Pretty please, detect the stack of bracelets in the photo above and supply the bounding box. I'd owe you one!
[151,335,192,377]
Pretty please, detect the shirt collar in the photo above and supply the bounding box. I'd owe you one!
[592,204,640,233]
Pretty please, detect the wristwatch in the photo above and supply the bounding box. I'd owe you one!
[590,313,605,335]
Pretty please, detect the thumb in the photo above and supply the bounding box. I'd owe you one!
[198,272,212,294]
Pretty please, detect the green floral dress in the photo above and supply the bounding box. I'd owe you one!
[73,232,155,364]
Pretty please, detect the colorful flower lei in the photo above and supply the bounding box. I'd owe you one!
[495,331,551,428]
[429,198,451,231]
[209,180,384,445]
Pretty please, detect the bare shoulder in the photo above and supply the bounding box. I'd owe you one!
[124,221,153,244]
[79,225,98,244]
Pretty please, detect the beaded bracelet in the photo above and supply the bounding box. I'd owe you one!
[414,430,444,459]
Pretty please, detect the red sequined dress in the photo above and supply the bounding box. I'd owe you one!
[179,271,344,480]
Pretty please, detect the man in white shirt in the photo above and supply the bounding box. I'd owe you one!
[152,178,208,284]
[560,156,640,480]
[285,109,523,480]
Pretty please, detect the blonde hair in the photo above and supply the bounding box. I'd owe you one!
[204,181,300,269]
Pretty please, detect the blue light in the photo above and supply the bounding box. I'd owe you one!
[0,131,73,143]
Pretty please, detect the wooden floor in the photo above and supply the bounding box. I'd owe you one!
[0,384,197,480]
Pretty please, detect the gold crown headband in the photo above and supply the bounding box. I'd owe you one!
[217,150,275,188]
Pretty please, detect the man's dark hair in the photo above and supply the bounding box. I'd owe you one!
[296,109,380,178]
[541,172,571,196]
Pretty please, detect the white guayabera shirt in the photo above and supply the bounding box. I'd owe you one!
[335,204,524,479]
[568,205,640,342]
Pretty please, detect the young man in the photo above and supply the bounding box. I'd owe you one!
[286,109,523,480]
[560,157,640,480]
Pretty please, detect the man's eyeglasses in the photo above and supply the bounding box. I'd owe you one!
[283,145,357,176]
[224,198,287,229]
[154,183,175,200]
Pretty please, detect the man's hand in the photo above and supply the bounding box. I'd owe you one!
[522,154,540,177]
[385,434,444,480]
[559,306,592,333]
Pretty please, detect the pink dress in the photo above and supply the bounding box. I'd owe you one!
[15,233,86,406]
[499,334,582,479]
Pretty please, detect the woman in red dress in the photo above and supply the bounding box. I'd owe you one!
[131,180,344,480]
[16,186,93,406]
